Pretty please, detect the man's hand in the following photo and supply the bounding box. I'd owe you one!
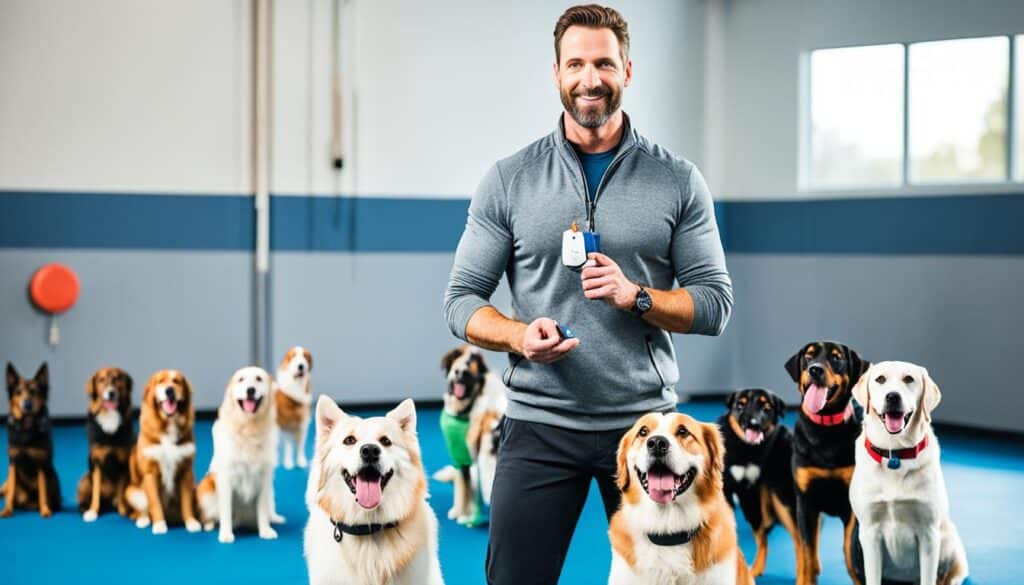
[581,252,638,311]
[517,318,579,364]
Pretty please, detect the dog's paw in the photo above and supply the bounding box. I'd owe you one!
[83,510,98,522]
[0,508,12,519]
[152,520,168,535]
[185,519,201,533]
[297,455,308,468]
[40,508,53,518]
[135,516,151,529]
[282,460,295,470]
[271,512,286,524]
[203,522,215,532]
[259,526,278,540]
[447,507,460,520]
[218,531,235,544]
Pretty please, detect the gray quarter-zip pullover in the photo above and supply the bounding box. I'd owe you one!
[443,114,732,430]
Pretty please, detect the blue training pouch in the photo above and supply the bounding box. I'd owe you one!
[583,232,601,254]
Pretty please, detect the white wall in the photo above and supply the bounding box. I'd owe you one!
[1,0,708,198]
[704,0,1024,200]
[271,0,708,198]
[0,0,252,194]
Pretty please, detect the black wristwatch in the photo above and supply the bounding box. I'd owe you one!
[632,286,652,316]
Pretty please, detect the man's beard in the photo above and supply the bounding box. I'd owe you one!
[560,84,621,129]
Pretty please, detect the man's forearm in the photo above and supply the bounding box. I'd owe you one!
[640,287,695,334]
[465,306,528,355]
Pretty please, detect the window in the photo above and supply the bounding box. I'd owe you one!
[1016,35,1023,181]
[808,44,904,189]
[909,37,1008,183]
[806,35,1020,191]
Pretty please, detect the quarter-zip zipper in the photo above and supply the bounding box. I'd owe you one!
[567,139,633,232]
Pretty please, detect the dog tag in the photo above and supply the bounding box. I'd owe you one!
[334,524,343,542]
[887,457,901,470]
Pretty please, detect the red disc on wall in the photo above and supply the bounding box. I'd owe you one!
[29,263,80,314]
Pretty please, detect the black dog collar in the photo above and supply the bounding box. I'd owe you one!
[647,525,701,546]
[332,519,399,542]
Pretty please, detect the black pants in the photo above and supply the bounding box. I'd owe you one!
[485,417,629,585]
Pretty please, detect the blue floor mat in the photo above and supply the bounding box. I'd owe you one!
[1,401,1019,584]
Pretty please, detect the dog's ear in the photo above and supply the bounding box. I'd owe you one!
[441,347,463,373]
[141,373,156,413]
[123,370,134,396]
[615,424,635,493]
[852,364,872,409]
[304,348,313,372]
[725,390,737,410]
[919,367,942,420]
[471,351,489,376]
[7,362,19,396]
[845,348,869,386]
[387,399,417,434]
[770,391,786,421]
[315,395,347,444]
[86,370,99,401]
[34,363,49,397]
[701,422,725,486]
[784,349,803,383]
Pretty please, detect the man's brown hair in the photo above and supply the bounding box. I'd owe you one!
[554,4,630,67]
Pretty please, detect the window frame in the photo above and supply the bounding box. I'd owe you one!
[800,34,1020,196]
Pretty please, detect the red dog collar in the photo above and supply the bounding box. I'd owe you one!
[802,402,853,426]
[865,435,929,469]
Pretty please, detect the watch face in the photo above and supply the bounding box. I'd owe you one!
[637,289,652,311]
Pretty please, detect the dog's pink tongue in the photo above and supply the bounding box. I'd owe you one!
[744,429,765,444]
[647,471,676,504]
[161,400,177,415]
[803,384,829,414]
[452,383,466,399]
[243,399,257,413]
[355,477,383,509]
[103,400,118,410]
[884,413,905,433]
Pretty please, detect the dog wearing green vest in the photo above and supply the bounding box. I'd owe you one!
[433,345,506,527]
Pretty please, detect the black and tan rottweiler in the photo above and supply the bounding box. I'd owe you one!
[2,362,61,518]
[77,367,135,521]
[718,388,798,577]
[785,341,869,585]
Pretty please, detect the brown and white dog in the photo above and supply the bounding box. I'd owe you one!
[433,345,507,526]
[275,346,313,469]
[197,366,282,543]
[304,397,443,585]
[78,367,135,521]
[849,361,969,585]
[125,369,201,534]
[608,412,754,585]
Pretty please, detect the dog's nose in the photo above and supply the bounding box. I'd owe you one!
[22,400,33,411]
[360,444,381,462]
[748,416,763,429]
[808,364,825,379]
[646,436,670,457]
[164,387,176,398]
[885,392,901,405]
[298,363,305,372]
[103,390,116,401]
[246,387,257,398]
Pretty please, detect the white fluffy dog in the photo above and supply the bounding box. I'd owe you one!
[850,361,969,585]
[304,397,443,585]
[197,366,282,543]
